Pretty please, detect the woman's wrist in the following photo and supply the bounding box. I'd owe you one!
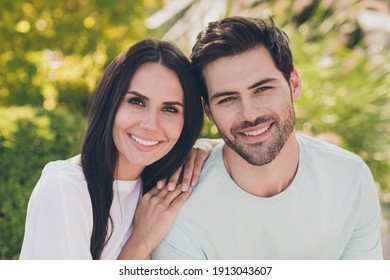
[117,235,152,260]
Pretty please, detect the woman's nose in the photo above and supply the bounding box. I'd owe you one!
[139,109,159,131]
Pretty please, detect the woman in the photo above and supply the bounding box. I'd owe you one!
[19,39,208,260]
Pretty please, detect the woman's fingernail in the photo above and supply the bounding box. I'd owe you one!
[181,183,189,192]
[167,182,175,191]
[156,181,164,189]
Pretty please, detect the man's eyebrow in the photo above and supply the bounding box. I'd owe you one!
[210,91,239,102]
[210,78,280,102]
[126,91,183,107]
[248,78,279,90]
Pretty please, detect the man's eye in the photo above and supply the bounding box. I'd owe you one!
[128,98,144,106]
[255,86,272,93]
[218,97,235,104]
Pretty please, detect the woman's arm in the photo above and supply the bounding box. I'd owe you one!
[20,162,93,260]
[157,138,223,191]
[118,138,222,259]
[117,186,191,259]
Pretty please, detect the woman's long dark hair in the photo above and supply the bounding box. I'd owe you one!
[81,39,203,259]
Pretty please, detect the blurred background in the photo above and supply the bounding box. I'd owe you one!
[0,0,389,259]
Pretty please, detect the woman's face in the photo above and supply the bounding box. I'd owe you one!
[113,62,185,180]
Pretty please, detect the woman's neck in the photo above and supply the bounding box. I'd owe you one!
[115,163,143,181]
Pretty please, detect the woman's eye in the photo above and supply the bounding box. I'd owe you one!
[128,98,144,106]
[163,106,179,113]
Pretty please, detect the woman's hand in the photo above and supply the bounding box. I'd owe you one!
[117,186,191,260]
[157,138,222,191]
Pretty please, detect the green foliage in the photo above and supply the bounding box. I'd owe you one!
[293,38,390,192]
[0,106,87,259]
[0,0,160,111]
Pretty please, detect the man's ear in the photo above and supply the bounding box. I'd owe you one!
[204,100,215,123]
[290,68,301,101]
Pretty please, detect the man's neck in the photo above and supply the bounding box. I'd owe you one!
[222,133,299,197]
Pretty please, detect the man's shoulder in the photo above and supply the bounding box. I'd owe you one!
[298,133,364,164]
[196,141,226,183]
[177,142,228,216]
[297,133,373,182]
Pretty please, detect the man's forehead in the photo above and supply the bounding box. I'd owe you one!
[203,47,279,94]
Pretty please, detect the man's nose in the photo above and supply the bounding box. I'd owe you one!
[240,97,260,122]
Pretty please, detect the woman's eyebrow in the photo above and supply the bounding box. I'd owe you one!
[163,101,184,107]
[126,91,148,100]
[127,91,183,107]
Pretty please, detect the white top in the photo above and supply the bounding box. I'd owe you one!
[152,134,383,259]
[19,157,142,260]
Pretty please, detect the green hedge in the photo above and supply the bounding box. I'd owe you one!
[0,106,86,259]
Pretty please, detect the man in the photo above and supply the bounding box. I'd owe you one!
[151,16,383,259]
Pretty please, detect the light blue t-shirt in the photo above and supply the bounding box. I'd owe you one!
[152,134,383,259]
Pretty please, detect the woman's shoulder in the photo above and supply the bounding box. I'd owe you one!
[42,155,84,179]
[30,155,90,205]
[37,155,87,195]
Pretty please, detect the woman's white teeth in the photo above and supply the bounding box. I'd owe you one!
[131,135,159,146]
[244,125,270,136]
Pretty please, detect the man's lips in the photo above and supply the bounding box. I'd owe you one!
[241,124,271,136]
[235,122,273,137]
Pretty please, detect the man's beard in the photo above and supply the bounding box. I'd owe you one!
[218,103,296,166]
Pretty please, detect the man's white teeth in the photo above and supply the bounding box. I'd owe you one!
[131,135,159,146]
[244,125,270,136]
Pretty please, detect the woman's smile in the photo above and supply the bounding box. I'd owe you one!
[113,62,184,178]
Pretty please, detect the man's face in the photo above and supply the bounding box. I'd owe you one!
[203,46,301,166]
